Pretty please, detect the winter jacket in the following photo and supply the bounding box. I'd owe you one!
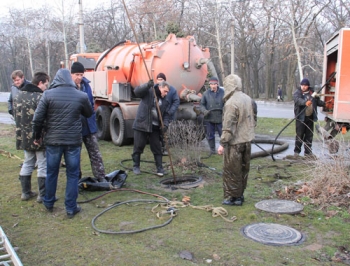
[220,74,255,146]
[164,85,180,121]
[293,87,325,122]
[14,83,45,151]
[80,77,97,136]
[32,69,93,146]
[132,83,170,133]
[8,79,31,115]
[200,87,224,123]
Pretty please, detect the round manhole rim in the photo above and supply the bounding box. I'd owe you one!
[159,175,203,189]
[241,223,305,246]
[255,199,304,214]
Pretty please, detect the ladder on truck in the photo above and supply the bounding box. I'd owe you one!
[0,226,23,266]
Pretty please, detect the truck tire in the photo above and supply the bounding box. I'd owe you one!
[96,105,111,140]
[110,107,128,146]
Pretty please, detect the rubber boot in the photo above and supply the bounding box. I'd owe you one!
[37,177,46,203]
[132,153,141,175]
[208,138,216,154]
[154,154,164,177]
[19,175,37,201]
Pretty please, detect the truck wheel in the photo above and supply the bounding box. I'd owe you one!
[96,105,111,140]
[110,107,127,146]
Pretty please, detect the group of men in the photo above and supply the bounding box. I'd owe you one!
[9,62,323,215]
[10,62,105,218]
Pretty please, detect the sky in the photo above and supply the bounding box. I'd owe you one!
[0,0,108,16]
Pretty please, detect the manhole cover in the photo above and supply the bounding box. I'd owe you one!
[255,199,304,214]
[159,175,203,189]
[241,223,304,246]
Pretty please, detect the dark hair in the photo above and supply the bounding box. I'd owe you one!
[32,72,50,86]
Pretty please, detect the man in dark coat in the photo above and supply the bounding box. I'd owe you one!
[132,80,170,176]
[14,72,50,202]
[32,68,93,218]
[293,78,325,157]
[70,62,107,182]
[200,77,225,154]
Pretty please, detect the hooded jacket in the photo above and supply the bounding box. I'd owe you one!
[220,74,255,146]
[32,69,93,146]
[14,83,45,151]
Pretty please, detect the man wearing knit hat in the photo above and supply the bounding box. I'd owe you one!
[200,77,224,154]
[155,73,180,154]
[293,78,325,158]
[71,62,107,182]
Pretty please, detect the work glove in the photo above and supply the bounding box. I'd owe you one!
[8,109,13,116]
[311,92,318,98]
[147,79,154,88]
[162,125,168,133]
[305,100,312,107]
[203,110,210,117]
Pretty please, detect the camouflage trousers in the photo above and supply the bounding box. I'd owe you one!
[82,133,105,180]
[222,142,251,199]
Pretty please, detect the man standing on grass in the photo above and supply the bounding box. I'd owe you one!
[70,62,107,183]
[218,74,256,206]
[32,68,93,219]
[14,72,49,202]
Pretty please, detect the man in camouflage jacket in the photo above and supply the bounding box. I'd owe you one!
[14,72,50,202]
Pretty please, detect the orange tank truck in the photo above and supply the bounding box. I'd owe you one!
[321,28,350,137]
[70,34,210,146]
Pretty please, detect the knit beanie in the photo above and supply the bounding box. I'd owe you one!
[71,62,85,74]
[209,77,219,84]
[156,73,166,81]
[300,78,310,86]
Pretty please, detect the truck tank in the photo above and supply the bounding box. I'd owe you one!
[78,34,210,146]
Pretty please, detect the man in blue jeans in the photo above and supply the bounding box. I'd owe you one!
[32,68,93,218]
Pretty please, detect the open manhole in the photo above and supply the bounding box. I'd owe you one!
[159,175,203,189]
[255,199,304,214]
[241,223,305,246]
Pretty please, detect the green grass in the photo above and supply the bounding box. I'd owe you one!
[0,102,7,112]
[0,116,349,265]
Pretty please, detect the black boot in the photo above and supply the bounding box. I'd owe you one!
[132,153,141,175]
[19,175,37,201]
[208,138,216,154]
[37,177,46,203]
[154,154,164,177]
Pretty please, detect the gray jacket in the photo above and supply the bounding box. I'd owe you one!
[32,69,93,146]
[200,87,224,123]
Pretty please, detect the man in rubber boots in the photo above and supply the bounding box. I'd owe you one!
[70,62,107,182]
[14,72,50,202]
[132,80,170,177]
[218,74,256,206]
[200,77,224,154]
[293,78,325,158]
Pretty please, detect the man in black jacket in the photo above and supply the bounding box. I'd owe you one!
[132,80,170,176]
[293,78,325,158]
[32,69,93,218]
[8,70,30,117]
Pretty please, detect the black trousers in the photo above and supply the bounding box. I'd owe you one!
[133,126,162,156]
[294,116,314,155]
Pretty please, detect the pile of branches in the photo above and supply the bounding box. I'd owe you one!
[277,147,350,209]
[165,120,206,170]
